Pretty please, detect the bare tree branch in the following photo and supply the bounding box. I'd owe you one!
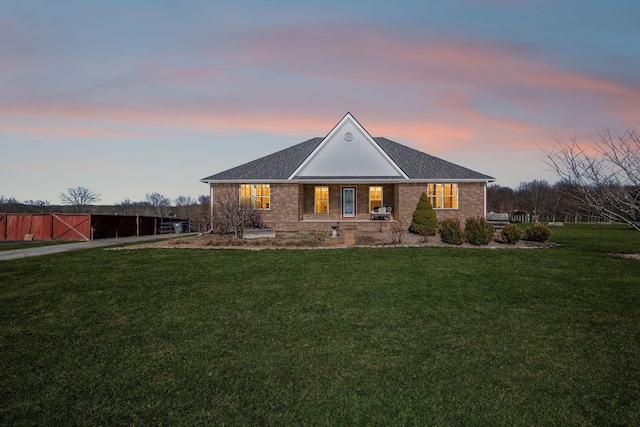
[59,187,101,213]
[544,126,640,231]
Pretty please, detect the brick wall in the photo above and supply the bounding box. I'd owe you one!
[212,181,486,232]
[397,182,486,226]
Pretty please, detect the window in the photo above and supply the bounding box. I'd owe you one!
[315,186,329,214]
[427,183,458,209]
[369,186,383,211]
[239,184,270,209]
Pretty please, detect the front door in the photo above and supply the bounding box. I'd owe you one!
[342,187,356,218]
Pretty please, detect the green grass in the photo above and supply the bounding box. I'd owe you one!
[1,224,639,425]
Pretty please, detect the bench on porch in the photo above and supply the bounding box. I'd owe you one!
[370,206,392,220]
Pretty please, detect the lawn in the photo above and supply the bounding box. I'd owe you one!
[1,224,639,425]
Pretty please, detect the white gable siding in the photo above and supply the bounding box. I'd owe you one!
[293,117,404,178]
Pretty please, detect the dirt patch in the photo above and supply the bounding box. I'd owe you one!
[611,253,640,260]
[119,230,558,250]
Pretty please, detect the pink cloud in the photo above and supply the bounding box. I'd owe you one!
[239,26,640,120]
[0,121,153,139]
[1,23,638,166]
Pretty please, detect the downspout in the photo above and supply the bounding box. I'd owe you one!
[209,183,214,232]
[483,182,487,217]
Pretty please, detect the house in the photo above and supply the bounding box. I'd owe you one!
[201,113,494,232]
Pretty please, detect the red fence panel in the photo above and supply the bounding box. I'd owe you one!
[6,214,52,240]
[52,214,91,241]
[0,212,7,240]
[0,213,6,240]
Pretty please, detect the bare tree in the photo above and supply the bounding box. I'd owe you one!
[212,190,262,238]
[189,195,212,233]
[515,180,551,221]
[59,187,101,213]
[174,195,196,219]
[145,192,172,218]
[487,185,516,213]
[545,126,640,231]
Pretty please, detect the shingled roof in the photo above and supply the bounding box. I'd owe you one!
[201,120,494,183]
[373,137,493,181]
[201,138,323,181]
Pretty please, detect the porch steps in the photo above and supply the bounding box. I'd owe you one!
[339,224,358,231]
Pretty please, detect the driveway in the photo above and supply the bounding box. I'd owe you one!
[0,234,184,261]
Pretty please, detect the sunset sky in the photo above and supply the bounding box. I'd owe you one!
[2,0,639,205]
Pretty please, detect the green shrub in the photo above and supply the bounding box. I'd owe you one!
[501,223,524,244]
[438,217,465,245]
[526,223,553,242]
[409,192,438,236]
[464,216,495,245]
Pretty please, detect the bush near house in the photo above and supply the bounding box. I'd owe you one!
[501,223,524,244]
[409,192,438,236]
[464,216,495,245]
[526,223,553,242]
[438,217,465,245]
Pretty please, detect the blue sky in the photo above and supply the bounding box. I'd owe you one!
[2,0,639,204]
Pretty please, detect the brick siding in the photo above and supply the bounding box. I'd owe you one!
[212,181,486,232]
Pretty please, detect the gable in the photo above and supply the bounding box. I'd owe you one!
[201,113,494,184]
[290,113,407,179]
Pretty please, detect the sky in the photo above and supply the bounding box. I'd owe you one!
[2,0,640,205]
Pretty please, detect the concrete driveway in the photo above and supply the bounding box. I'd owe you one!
[0,234,182,261]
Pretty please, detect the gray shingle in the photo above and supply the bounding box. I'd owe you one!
[374,137,494,180]
[201,138,323,181]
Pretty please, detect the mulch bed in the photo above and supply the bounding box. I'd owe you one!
[119,231,559,250]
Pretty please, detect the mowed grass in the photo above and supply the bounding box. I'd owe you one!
[1,224,639,425]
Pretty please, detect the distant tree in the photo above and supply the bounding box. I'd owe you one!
[487,185,516,213]
[515,180,551,221]
[24,200,50,208]
[145,192,172,217]
[59,187,101,213]
[545,126,640,231]
[114,198,149,215]
[174,195,196,219]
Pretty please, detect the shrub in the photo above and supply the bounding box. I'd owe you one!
[409,193,438,236]
[464,217,494,245]
[438,217,464,245]
[389,221,406,244]
[501,223,524,244]
[526,223,553,242]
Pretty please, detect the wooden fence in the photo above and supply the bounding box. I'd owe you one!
[0,213,188,241]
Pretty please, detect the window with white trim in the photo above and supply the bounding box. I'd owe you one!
[315,186,329,214]
[427,183,458,209]
[369,186,383,211]
[239,184,270,210]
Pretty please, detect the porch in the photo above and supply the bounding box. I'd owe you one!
[266,218,400,233]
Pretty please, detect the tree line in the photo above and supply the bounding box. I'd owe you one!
[488,180,608,223]
[0,190,212,232]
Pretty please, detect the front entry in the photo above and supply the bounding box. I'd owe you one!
[342,187,356,218]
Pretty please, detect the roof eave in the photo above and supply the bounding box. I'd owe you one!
[201,177,495,184]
